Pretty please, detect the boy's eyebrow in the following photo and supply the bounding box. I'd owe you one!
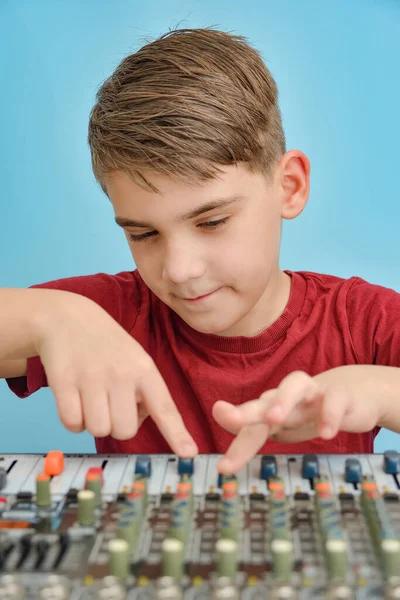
[114,194,245,229]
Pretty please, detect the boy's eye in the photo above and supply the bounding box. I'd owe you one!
[127,216,230,243]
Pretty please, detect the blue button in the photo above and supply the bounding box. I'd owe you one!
[384,450,400,475]
[302,454,320,479]
[178,458,194,476]
[260,455,278,480]
[345,458,362,483]
[135,456,151,477]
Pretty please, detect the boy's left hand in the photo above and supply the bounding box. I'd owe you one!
[213,370,381,474]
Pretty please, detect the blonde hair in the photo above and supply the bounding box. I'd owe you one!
[88,27,286,194]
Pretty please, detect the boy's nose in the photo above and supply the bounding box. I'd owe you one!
[161,244,205,284]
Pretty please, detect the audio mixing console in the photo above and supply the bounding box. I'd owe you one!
[0,452,400,598]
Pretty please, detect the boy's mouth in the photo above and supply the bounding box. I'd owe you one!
[181,288,220,302]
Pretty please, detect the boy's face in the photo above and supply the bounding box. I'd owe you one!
[107,158,306,337]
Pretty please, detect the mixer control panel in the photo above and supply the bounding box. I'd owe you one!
[0,452,400,598]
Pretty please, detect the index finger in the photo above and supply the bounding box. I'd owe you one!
[140,364,198,458]
[265,371,322,425]
[218,422,270,474]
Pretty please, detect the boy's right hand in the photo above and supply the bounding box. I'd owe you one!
[33,293,198,457]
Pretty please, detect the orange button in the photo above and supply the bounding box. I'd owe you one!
[0,520,31,529]
[86,467,104,484]
[315,482,331,492]
[362,482,377,491]
[269,481,284,491]
[44,451,64,476]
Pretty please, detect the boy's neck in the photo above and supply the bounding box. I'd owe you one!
[222,268,292,337]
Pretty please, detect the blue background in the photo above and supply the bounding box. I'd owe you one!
[1,0,399,454]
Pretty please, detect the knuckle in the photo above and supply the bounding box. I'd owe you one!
[109,365,134,382]
[88,423,111,438]
[259,389,274,402]
[60,413,82,432]
[48,370,75,393]
[81,369,102,386]
[140,359,157,379]
[287,370,309,384]
[332,383,350,398]
[111,426,138,441]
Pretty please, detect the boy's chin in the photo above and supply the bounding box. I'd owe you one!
[180,312,241,336]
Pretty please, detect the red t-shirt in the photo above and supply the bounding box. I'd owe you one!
[6,270,400,454]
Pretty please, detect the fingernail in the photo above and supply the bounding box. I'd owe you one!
[181,443,198,457]
[321,425,333,439]
[218,458,233,473]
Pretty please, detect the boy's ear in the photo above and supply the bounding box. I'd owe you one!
[276,150,310,220]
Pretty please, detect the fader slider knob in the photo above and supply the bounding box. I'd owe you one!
[344,459,362,484]
[135,456,151,477]
[301,454,320,479]
[260,455,278,480]
[384,451,400,475]
[177,458,194,476]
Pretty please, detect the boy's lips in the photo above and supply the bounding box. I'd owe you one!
[181,288,220,302]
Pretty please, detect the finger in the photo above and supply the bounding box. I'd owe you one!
[265,371,322,425]
[53,385,85,433]
[318,386,352,439]
[140,362,198,457]
[212,401,245,434]
[217,423,270,475]
[269,420,319,443]
[108,385,139,440]
[213,392,276,431]
[80,383,112,438]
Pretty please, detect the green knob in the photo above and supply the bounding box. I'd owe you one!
[381,538,400,579]
[116,519,138,552]
[108,538,130,579]
[161,538,185,581]
[215,538,238,578]
[77,489,96,526]
[271,538,293,580]
[325,538,348,581]
[36,474,51,507]
[85,474,102,507]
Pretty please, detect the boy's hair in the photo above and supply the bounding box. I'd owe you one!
[87,27,286,194]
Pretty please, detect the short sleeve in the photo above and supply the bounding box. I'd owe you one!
[5,270,142,399]
[345,277,400,366]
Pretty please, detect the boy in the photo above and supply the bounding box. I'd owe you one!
[1,28,400,475]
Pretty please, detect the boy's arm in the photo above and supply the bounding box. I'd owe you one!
[0,287,88,378]
[0,359,27,378]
